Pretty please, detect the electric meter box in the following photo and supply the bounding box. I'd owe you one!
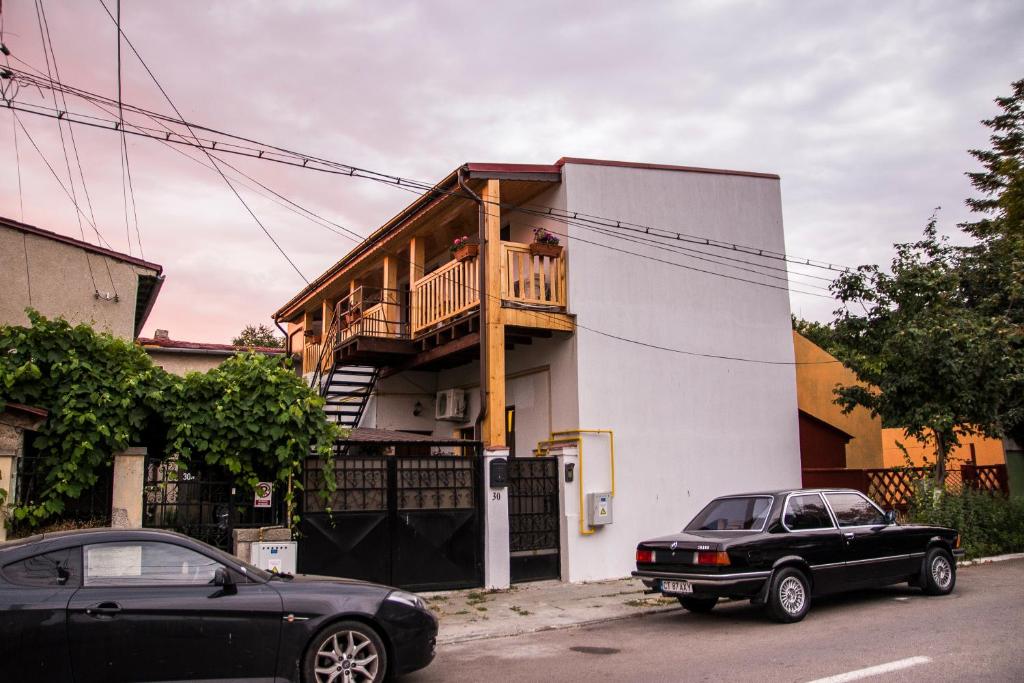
[251,541,297,575]
[586,492,613,526]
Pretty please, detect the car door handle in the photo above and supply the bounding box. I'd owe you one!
[843,532,855,541]
[85,602,122,617]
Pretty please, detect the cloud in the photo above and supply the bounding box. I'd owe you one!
[1,0,1022,339]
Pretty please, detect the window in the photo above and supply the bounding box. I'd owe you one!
[824,492,886,527]
[783,494,834,531]
[686,497,773,532]
[3,548,79,587]
[83,542,223,587]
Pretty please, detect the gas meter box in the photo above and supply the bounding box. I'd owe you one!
[252,541,297,574]
[586,492,613,526]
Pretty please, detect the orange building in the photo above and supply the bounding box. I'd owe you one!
[881,429,1006,468]
[793,332,883,470]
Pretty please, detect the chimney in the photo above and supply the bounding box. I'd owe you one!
[154,329,170,340]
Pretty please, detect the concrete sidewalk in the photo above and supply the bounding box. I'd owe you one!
[421,553,1024,645]
[422,577,678,645]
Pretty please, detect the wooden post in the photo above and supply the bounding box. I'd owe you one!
[321,298,335,371]
[302,308,317,374]
[409,236,425,334]
[382,254,398,335]
[482,179,505,448]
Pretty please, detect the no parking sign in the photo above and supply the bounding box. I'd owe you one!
[254,482,273,508]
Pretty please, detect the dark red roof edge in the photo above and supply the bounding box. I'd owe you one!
[138,337,285,354]
[465,162,563,175]
[1,216,164,274]
[3,402,49,419]
[554,157,780,180]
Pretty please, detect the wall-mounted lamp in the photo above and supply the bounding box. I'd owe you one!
[413,401,423,417]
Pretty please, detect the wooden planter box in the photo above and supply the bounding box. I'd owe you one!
[529,242,562,258]
[453,244,479,262]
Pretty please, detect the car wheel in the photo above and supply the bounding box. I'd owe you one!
[766,567,810,623]
[304,620,388,683]
[677,596,718,613]
[921,547,956,596]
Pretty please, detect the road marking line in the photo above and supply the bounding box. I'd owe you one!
[806,656,932,683]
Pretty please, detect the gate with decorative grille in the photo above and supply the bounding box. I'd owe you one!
[298,452,484,591]
[508,456,561,583]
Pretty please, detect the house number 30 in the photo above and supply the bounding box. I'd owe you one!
[491,491,501,501]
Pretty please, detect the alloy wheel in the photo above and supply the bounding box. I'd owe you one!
[931,555,952,590]
[779,575,806,615]
[314,630,380,683]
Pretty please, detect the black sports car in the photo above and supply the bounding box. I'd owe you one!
[0,528,436,682]
[633,488,964,623]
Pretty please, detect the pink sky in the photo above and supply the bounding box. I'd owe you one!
[1,1,1022,343]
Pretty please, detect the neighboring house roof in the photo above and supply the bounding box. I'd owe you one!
[1,216,165,337]
[798,409,854,442]
[1,402,49,430]
[138,337,285,357]
[273,157,779,321]
[338,428,480,447]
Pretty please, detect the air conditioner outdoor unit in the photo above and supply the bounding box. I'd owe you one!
[435,388,467,421]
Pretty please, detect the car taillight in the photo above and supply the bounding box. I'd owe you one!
[695,551,731,566]
[955,534,961,549]
[636,549,654,564]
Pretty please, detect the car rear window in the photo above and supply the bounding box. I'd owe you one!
[3,548,80,587]
[686,497,772,531]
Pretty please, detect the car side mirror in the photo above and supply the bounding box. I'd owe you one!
[212,567,236,594]
[883,510,897,525]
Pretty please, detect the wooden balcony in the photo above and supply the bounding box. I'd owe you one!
[301,240,570,373]
[412,256,480,336]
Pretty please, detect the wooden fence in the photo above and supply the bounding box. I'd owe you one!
[802,465,1009,512]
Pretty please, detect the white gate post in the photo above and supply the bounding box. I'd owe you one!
[482,447,510,589]
[111,447,148,528]
[549,444,578,582]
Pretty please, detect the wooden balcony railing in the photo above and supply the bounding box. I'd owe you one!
[302,338,322,375]
[500,242,566,308]
[411,256,480,335]
[340,301,404,342]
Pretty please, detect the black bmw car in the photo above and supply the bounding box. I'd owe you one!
[0,528,437,682]
[633,488,964,623]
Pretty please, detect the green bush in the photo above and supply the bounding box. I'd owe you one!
[909,485,1024,559]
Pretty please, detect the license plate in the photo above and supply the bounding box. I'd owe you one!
[661,580,693,594]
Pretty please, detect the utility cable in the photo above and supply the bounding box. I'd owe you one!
[96,0,308,284]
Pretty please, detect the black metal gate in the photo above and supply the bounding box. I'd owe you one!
[142,457,280,550]
[298,453,483,591]
[508,456,561,583]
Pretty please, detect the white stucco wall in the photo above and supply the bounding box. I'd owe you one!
[557,161,801,582]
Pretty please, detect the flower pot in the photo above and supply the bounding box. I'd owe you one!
[453,244,479,262]
[529,243,563,258]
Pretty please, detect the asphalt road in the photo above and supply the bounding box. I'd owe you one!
[407,559,1024,682]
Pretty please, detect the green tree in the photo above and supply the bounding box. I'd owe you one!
[829,219,1019,484]
[958,79,1024,444]
[0,311,169,522]
[232,323,283,348]
[0,311,339,527]
[791,315,840,356]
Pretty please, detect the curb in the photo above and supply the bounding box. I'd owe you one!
[958,552,1024,567]
[438,603,680,646]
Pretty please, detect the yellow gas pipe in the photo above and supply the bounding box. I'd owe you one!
[537,429,615,536]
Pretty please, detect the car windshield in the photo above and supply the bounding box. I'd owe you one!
[686,496,773,532]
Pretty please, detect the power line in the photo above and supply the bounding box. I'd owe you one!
[95,0,308,284]
[2,64,851,274]
[385,179,835,299]
[10,52,364,245]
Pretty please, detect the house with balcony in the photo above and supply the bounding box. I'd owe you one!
[274,157,801,589]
